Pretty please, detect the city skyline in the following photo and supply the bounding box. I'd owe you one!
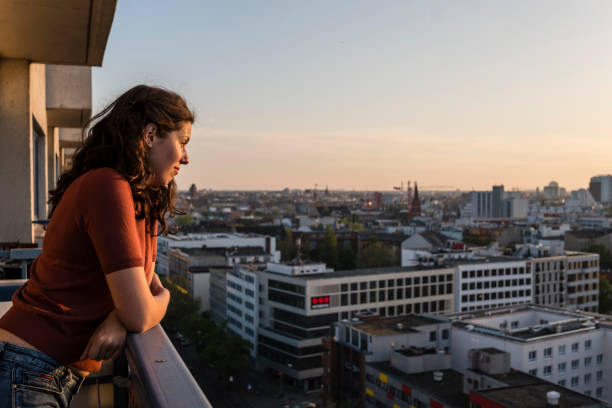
[93,1,612,191]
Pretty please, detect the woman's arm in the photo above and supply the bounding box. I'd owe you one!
[80,310,127,360]
[105,267,170,333]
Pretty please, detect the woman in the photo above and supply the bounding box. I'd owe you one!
[0,85,194,407]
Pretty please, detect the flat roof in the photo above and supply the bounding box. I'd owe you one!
[449,305,612,342]
[281,256,527,280]
[368,363,468,408]
[475,381,605,407]
[351,314,445,336]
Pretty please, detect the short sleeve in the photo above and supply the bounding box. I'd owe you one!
[151,222,158,263]
[80,169,144,274]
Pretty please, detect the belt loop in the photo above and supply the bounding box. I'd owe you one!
[0,341,6,355]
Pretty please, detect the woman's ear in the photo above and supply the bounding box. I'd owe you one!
[143,123,157,147]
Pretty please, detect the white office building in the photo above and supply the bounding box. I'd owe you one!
[455,258,532,312]
[226,264,260,357]
[449,305,612,403]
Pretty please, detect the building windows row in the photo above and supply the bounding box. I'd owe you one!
[461,278,531,291]
[341,274,454,292]
[227,280,243,291]
[461,289,531,303]
[461,267,526,279]
[341,285,452,306]
[227,292,243,305]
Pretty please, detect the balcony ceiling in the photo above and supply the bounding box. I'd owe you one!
[0,0,116,66]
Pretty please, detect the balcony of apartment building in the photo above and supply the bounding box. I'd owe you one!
[0,253,212,407]
[0,2,211,406]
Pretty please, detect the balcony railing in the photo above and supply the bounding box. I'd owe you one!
[0,277,211,408]
[125,325,212,408]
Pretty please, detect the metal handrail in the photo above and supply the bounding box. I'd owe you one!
[125,325,212,408]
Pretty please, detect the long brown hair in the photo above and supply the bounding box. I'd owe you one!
[49,85,195,234]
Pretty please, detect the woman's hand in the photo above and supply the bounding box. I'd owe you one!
[150,273,165,296]
[80,310,127,361]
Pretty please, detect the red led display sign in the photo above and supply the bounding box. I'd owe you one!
[311,296,330,309]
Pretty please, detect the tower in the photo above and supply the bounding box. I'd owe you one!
[409,182,421,218]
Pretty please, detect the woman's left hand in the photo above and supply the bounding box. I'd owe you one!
[80,310,127,361]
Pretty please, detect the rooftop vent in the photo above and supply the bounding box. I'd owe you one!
[546,391,560,406]
[395,323,404,331]
[433,371,443,382]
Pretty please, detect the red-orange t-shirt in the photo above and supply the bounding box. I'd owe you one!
[0,168,157,372]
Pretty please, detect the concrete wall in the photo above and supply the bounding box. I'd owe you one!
[0,60,35,243]
[30,63,48,226]
[46,65,91,128]
[190,272,210,311]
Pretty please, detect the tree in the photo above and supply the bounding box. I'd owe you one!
[320,226,339,270]
[176,214,193,228]
[599,276,612,315]
[338,247,356,271]
[160,276,200,332]
[278,227,297,261]
[584,244,612,271]
[197,321,250,376]
[357,242,397,269]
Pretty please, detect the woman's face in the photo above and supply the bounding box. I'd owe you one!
[146,121,191,186]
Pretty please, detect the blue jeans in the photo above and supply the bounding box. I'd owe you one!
[0,342,84,408]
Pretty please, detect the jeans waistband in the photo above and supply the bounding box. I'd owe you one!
[0,341,84,384]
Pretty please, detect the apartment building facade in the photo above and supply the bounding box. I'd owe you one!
[455,258,532,312]
[253,262,455,391]
[0,2,115,245]
[449,305,612,403]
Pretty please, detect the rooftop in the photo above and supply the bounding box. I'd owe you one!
[474,381,605,408]
[350,314,445,336]
[288,255,524,280]
[450,305,612,342]
[369,363,468,408]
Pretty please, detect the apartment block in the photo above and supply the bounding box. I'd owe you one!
[251,262,455,391]
[324,313,452,407]
[455,258,532,312]
[450,305,612,403]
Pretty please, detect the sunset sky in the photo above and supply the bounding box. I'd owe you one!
[93,1,612,191]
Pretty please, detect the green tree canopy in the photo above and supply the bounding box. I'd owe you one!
[357,242,397,269]
[599,276,612,315]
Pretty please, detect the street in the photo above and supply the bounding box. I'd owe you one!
[174,340,323,408]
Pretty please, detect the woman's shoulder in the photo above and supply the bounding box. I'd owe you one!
[71,168,132,201]
[79,167,128,183]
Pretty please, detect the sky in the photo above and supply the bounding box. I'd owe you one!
[93,1,612,192]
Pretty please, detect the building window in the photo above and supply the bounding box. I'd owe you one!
[528,351,537,362]
[571,342,579,353]
[558,380,566,387]
[558,362,566,373]
[429,331,436,342]
[596,371,603,381]
[442,329,449,340]
[543,365,552,377]
[571,359,579,370]
[584,373,591,385]
[584,357,592,368]
[528,369,537,376]
[558,345,566,355]
[596,388,603,397]
[544,347,552,359]
[584,339,591,350]
[571,376,579,387]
